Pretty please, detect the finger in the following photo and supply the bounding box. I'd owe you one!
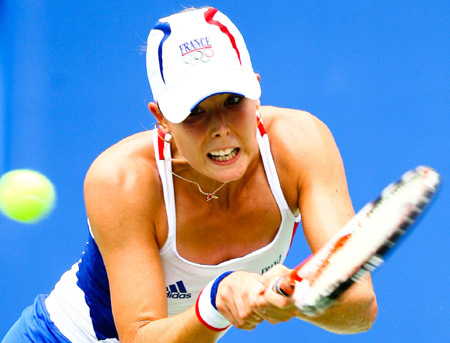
[261,264,292,286]
[252,314,262,322]
[218,289,258,330]
[248,281,266,309]
[216,296,241,327]
[246,313,264,326]
[254,285,299,324]
[264,283,296,309]
[271,276,295,296]
[236,290,266,329]
[215,272,268,330]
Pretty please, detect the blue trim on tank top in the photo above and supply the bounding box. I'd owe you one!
[76,233,118,340]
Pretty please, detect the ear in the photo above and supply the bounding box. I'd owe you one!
[148,102,168,128]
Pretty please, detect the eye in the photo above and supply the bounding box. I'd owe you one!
[225,94,243,106]
[188,106,205,117]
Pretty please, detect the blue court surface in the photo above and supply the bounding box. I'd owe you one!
[1,1,449,342]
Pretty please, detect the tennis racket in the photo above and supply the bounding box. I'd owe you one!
[272,165,441,317]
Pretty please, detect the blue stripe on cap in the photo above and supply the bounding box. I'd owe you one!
[153,21,172,84]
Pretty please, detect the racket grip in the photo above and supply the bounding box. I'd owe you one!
[271,276,295,297]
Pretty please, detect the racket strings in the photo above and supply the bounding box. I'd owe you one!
[296,168,439,313]
[291,167,440,316]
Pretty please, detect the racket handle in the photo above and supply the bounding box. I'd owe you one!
[271,276,295,296]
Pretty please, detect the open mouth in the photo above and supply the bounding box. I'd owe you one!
[207,147,240,162]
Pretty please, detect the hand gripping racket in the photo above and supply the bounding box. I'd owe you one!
[272,165,441,317]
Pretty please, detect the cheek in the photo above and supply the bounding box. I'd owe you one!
[239,117,258,142]
[172,132,205,163]
[175,138,195,157]
[176,122,208,144]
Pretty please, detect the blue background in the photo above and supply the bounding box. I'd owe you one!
[1,1,449,341]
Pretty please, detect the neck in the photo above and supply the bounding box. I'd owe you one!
[172,153,261,200]
[166,134,261,202]
[168,159,233,201]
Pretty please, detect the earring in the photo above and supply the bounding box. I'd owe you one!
[155,122,173,144]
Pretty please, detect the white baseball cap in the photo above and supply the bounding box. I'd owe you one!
[146,7,261,123]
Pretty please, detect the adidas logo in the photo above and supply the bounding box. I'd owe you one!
[166,280,192,299]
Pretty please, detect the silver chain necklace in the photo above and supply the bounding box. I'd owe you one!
[166,162,228,201]
[159,128,230,201]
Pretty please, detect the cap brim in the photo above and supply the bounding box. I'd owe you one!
[157,69,261,123]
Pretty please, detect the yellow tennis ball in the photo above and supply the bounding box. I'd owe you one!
[0,169,56,224]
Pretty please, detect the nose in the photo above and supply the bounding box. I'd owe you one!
[210,111,230,138]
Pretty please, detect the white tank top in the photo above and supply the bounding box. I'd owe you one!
[154,117,301,316]
[42,118,302,343]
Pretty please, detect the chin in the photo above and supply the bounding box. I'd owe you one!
[206,152,253,182]
[213,165,248,183]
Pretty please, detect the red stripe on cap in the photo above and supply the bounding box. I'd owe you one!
[204,8,242,65]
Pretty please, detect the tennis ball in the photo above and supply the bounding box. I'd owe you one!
[0,169,56,224]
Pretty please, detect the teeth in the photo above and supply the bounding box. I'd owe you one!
[209,148,235,157]
[209,148,238,161]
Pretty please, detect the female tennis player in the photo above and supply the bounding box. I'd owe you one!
[2,7,377,343]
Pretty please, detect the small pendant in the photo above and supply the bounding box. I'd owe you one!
[206,194,217,201]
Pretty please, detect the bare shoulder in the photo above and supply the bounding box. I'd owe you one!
[259,106,343,211]
[260,106,339,172]
[260,106,334,152]
[84,130,164,241]
[85,131,157,187]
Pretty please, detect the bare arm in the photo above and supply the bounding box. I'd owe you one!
[297,115,377,333]
[213,108,377,334]
[84,143,222,343]
[262,108,378,333]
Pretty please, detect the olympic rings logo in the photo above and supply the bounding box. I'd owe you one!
[183,49,214,66]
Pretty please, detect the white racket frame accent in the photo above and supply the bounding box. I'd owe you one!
[287,166,440,316]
